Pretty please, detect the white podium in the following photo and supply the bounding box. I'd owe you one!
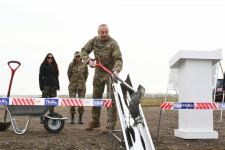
[169,50,222,139]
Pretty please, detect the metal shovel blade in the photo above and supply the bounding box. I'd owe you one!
[120,74,146,121]
[0,109,11,131]
[129,85,145,120]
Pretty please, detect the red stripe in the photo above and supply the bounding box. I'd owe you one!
[213,103,218,109]
[75,99,78,106]
[29,98,34,105]
[12,98,16,105]
[195,103,198,109]
[209,103,212,109]
[26,98,31,105]
[14,98,19,105]
[105,99,109,107]
[73,99,77,106]
[103,100,106,107]
[18,98,23,105]
[72,99,76,106]
[103,100,107,107]
[196,103,199,109]
[66,99,70,106]
[204,103,208,109]
[160,102,166,109]
[22,98,26,105]
[165,103,173,109]
[197,103,200,109]
[106,100,112,107]
[30,98,35,105]
[161,102,166,109]
[65,99,70,106]
[78,99,83,106]
[164,103,169,108]
[197,103,203,109]
[196,103,215,109]
[61,99,66,106]
[102,99,111,108]
[75,99,79,106]
[105,100,108,107]
[206,103,210,109]
[77,99,81,106]
[69,99,74,106]
[200,103,204,109]
[64,99,69,106]
[161,102,172,110]
[78,99,81,106]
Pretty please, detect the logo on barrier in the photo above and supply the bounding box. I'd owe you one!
[173,102,194,109]
[45,98,58,106]
[0,98,9,105]
[93,100,103,107]
[218,103,225,110]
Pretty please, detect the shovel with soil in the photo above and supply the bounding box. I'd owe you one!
[0,60,21,131]
[94,59,145,120]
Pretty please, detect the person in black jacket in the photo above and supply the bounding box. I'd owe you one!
[39,53,60,123]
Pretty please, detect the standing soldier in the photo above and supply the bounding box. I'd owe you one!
[68,51,88,124]
[81,24,123,133]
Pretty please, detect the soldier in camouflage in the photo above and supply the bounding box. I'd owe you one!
[68,51,88,124]
[81,24,123,133]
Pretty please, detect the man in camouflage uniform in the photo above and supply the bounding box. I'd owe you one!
[81,24,123,133]
[68,51,88,124]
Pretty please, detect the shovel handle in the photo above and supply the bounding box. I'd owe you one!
[7,60,21,97]
[95,63,113,75]
[8,61,21,73]
[94,59,135,92]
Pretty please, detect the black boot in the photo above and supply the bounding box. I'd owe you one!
[71,114,75,124]
[78,113,83,124]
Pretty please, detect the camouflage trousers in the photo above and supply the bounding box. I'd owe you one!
[92,79,117,130]
[69,88,86,115]
[42,86,57,113]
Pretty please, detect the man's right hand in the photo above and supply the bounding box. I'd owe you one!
[88,59,95,68]
[111,71,118,80]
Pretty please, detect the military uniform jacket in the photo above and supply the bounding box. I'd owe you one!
[81,36,123,83]
[67,61,88,89]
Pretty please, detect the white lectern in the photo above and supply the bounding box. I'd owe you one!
[169,50,222,139]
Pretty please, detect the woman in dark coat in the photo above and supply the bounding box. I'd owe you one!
[39,53,60,122]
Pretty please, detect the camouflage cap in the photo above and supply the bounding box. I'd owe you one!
[74,51,81,57]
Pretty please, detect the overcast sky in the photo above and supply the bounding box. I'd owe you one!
[0,0,225,96]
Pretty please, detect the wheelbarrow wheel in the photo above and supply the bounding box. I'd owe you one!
[43,112,65,133]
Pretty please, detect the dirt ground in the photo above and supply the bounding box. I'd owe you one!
[0,106,225,150]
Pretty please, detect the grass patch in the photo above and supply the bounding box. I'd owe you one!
[141,97,177,107]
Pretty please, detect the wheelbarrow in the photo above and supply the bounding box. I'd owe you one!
[6,105,67,134]
[0,61,67,134]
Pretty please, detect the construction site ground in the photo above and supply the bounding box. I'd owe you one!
[0,106,225,150]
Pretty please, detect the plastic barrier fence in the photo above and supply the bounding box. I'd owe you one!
[161,102,225,110]
[0,97,112,108]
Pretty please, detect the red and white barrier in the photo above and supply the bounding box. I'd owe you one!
[161,102,225,110]
[0,97,112,108]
